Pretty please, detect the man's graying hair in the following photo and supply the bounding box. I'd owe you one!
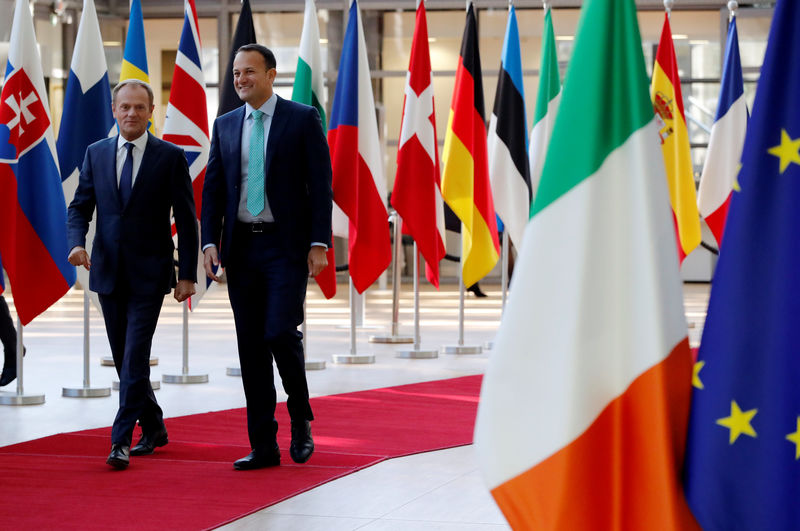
[112,79,155,107]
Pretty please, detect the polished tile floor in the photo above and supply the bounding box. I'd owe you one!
[0,280,710,530]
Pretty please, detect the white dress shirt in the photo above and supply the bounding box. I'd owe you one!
[238,94,276,223]
[116,131,148,187]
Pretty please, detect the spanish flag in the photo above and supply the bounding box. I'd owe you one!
[121,0,154,132]
[651,14,701,263]
[441,2,499,287]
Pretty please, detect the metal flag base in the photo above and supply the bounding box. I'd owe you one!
[102,356,158,367]
[305,359,326,370]
[112,380,160,391]
[226,366,241,377]
[163,373,208,384]
[369,334,413,344]
[62,386,111,398]
[0,392,45,406]
[332,354,375,364]
[443,344,483,355]
[396,349,438,359]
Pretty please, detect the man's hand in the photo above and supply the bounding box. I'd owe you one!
[307,246,328,278]
[203,247,221,282]
[174,279,196,302]
[68,247,91,270]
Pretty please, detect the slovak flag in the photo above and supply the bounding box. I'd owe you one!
[0,0,75,324]
[328,0,391,294]
[391,0,446,288]
[163,0,212,308]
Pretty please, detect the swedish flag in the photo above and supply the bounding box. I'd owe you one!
[684,0,800,529]
[120,0,153,132]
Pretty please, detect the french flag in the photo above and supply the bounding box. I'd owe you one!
[163,0,212,308]
[0,0,75,324]
[696,15,747,248]
[56,0,114,309]
[328,0,391,294]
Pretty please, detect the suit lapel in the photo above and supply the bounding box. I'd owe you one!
[103,136,123,209]
[222,107,245,186]
[265,96,289,179]
[124,133,157,210]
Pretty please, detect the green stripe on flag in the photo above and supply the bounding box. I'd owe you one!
[533,8,560,125]
[531,0,653,217]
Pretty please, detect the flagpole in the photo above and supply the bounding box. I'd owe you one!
[163,301,209,384]
[0,320,44,406]
[444,232,482,354]
[303,289,326,370]
[371,211,412,344]
[333,278,375,364]
[501,230,509,310]
[397,243,438,359]
[62,289,111,397]
[728,0,737,22]
[664,0,673,18]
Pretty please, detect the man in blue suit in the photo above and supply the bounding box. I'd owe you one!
[201,44,332,470]
[67,79,198,469]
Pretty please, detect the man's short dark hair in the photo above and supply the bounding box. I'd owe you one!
[236,44,276,70]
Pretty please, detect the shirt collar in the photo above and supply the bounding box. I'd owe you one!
[117,131,148,151]
[245,93,277,120]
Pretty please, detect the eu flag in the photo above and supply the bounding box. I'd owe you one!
[684,0,800,529]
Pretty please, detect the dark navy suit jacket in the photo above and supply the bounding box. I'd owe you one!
[201,96,332,264]
[67,133,198,295]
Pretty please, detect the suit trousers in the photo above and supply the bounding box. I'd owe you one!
[0,296,16,365]
[99,288,165,445]
[225,223,313,453]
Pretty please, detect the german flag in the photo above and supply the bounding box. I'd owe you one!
[651,13,701,263]
[441,2,499,288]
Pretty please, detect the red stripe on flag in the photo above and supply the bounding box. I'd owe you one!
[314,245,337,299]
[655,15,686,119]
[704,194,731,248]
[162,134,202,147]
[471,110,500,255]
[170,66,210,137]
[0,164,71,324]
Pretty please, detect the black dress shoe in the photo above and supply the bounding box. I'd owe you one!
[0,347,25,387]
[130,426,168,456]
[467,283,487,297]
[233,445,281,471]
[107,444,130,470]
[290,420,314,464]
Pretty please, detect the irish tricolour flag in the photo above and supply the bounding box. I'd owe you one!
[474,0,698,528]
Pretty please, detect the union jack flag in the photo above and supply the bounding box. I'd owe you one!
[163,0,212,308]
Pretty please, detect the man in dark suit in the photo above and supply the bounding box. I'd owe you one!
[201,44,332,470]
[67,79,198,470]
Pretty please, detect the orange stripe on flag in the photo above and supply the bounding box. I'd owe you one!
[490,338,699,531]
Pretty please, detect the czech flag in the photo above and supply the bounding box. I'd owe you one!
[328,0,391,294]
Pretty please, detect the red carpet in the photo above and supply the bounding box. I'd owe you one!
[0,375,482,530]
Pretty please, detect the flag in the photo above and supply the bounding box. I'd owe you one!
[0,0,76,324]
[391,0,445,288]
[121,0,153,132]
[696,15,747,248]
[441,2,499,288]
[487,4,530,250]
[328,0,391,294]
[473,0,697,528]
[56,0,114,311]
[163,0,212,308]
[528,5,561,205]
[684,1,800,528]
[218,0,256,116]
[652,14,701,263]
[292,0,336,299]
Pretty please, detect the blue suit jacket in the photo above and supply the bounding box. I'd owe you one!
[67,133,198,295]
[201,96,332,264]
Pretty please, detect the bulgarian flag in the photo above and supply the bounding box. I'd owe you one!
[473,0,698,528]
[528,4,560,205]
[652,13,701,263]
[292,0,337,299]
[441,1,499,288]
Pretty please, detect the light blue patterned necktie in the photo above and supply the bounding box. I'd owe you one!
[247,109,265,216]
